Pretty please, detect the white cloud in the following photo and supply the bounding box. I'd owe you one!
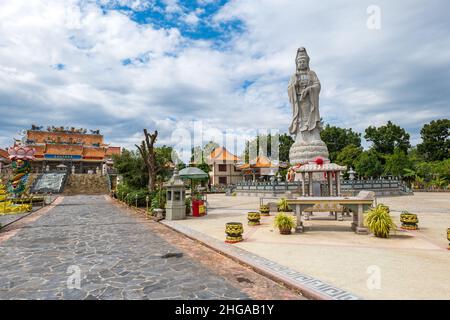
[0,0,449,154]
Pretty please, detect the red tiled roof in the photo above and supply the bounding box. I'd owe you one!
[0,148,10,162]
[46,144,83,156]
[83,147,106,158]
[106,146,121,156]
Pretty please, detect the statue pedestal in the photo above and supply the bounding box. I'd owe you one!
[289,140,329,164]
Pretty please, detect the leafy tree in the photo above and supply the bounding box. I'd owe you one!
[112,149,148,190]
[279,134,294,163]
[155,145,177,182]
[191,141,219,165]
[364,120,410,154]
[203,141,220,161]
[196,162,211,174]
[335,144,363,169]
[244,133,294,164]
[355,151,384,178]
[114,144,182,192]
[242,141,250,163]
[417,119,450,161]
[383,148,411,177]
[320,124,361,161]
[429,159,450,183]
[191,146,202,164]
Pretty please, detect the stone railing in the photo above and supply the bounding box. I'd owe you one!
[235,181,302,195]
[235,178,412,196]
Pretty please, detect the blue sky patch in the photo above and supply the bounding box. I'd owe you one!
[52,63,66,70]
[96,0,245,44]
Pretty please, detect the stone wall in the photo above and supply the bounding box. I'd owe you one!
[63,174,109,195]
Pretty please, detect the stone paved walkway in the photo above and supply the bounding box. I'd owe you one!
[0,195,301,300]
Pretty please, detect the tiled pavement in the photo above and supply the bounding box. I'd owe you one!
[162,221,362,300]
[0,195,301,300]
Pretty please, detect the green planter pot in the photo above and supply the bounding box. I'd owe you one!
[400,212,419,230]
[259,205,270,216]
[225,222,243,243]
[247,211,261,226]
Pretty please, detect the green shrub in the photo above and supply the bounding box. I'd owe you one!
[116,183,150,207]
[185,196,192,214]
[277,198,292,212]
[273,212,296,232]
[125,189,150,207]
[150,188,166,211]
[365,204,397,238]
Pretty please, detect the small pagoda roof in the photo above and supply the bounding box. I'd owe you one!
[237,155,278,169]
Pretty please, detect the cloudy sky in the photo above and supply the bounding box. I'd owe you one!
[0,0,449,158]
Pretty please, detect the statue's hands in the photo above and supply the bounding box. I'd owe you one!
[301,87,310,99]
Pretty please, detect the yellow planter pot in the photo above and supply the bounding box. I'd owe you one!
[400,213,419,230]
[247,211,261,226]
[225,222,243,243]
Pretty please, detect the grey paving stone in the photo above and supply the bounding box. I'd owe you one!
[0,195,249,300]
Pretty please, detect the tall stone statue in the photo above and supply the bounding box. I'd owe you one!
[288,48,329,164]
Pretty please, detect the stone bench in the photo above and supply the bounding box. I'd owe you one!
[303,203,350,221]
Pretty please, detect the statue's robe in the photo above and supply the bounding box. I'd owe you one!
[288,70,321,135]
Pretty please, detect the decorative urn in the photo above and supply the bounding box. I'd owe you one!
[225,222,243,243]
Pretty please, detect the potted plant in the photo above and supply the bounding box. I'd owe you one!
[273,212,296,235]
[225,222,243,243]
[259,204,270,216]
[365,204,397,238]
[247,211,261,226]
[185,196,192,215]
[277,198,292,212]
[400,210,419,230]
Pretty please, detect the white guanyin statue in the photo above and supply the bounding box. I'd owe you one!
[288,47,329,164]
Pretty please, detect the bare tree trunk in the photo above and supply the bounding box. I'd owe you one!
[136,129,158,193]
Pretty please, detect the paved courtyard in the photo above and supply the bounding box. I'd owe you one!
[172,193,450,300]
[0,195,301,300]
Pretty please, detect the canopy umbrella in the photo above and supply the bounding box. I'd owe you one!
[178,167,209,180]
[178,167,209,204]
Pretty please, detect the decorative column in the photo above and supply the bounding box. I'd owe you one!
[327,171,333,196]
[308,172,313,196]
[334,171,339,196]
[336,171,341,196]
[301,172,306,196]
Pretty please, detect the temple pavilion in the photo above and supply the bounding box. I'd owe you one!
[25,125,121,174]
[237,155,288,181]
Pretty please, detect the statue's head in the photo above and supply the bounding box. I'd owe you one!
[296,47,310,71]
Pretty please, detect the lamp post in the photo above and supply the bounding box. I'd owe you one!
[135,194,138,208]
[348,167,356,181]
[145,195,149,216]
[164,167,186,220]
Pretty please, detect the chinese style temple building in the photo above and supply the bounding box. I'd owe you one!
[237,155,287,181]
[207,147,242,185]
[25,126,121,174]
